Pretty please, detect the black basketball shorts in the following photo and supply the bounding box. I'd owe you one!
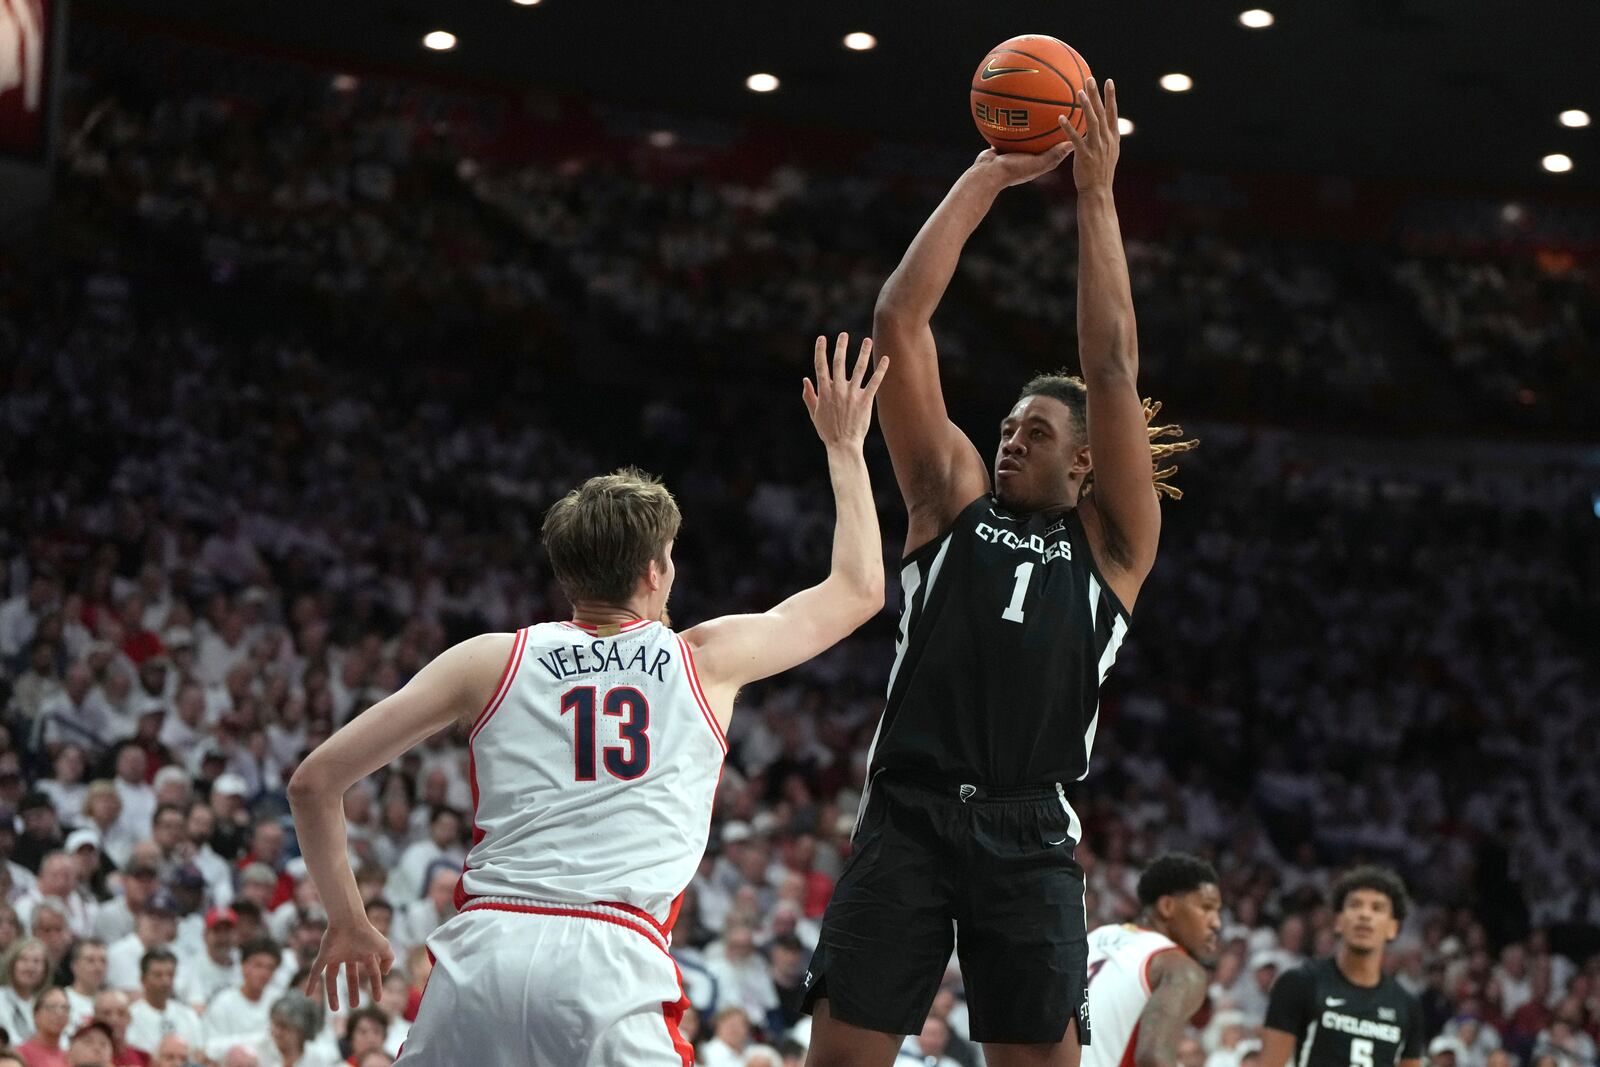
[800,774,1092,1046]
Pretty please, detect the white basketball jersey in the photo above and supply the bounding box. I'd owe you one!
[454,620,727,931]
[1084,924,1183,1067]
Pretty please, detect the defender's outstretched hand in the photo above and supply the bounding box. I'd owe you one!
[1058,76,1121,192]
[803,333,888,449]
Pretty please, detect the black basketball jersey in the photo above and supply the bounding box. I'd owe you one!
[865,494,1130,792]
[1265,959,1425,1067]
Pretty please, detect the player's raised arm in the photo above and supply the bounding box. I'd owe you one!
[682,334,886,713]
[874,142,1070,551]
[287,633,513,1010]
[1058,78,1164,605]
[1134,952,1212,1067]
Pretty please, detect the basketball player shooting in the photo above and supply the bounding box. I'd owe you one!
[287,335,888,1066]
[801,78,1195,1067]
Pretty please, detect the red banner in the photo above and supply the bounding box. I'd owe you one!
[0,0,50,159]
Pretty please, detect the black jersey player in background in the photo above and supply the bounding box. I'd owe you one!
[802,80,1195,1067]
[1260,867,1425,1067]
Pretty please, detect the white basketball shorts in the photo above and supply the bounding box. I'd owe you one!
[392,898,693,1067]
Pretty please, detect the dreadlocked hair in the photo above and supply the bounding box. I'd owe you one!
[1018,373,1199,500]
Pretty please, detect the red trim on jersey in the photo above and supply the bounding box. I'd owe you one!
[458,901,672,959]
[1120,1021,1142,1067]
[469,627,528,740]
[675,635,728,753]
[560,618,655,633]
[1141,946,1182,994]
[601,899,672,942]
[663,958,694,1067]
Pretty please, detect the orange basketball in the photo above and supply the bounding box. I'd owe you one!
[970,34,1092,153]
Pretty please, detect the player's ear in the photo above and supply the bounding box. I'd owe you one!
[1071,443,1092,478]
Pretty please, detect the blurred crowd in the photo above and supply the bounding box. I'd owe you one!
[0,24,1595,1067]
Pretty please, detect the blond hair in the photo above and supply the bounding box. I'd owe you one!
[541,468,682,603]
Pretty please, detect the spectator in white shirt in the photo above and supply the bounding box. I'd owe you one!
[704,918,779,1031]
[390,866,456,962]
[26,899,75,982]
[111,746,156,846]
[93,846,161,944]
[153,1033,193,1067]
[18,853,94,937]
[202,937,282,1062]
[182,803,234,908]
[698,1007,753,1067]
[0,575,57,662]
[80,782,134,869]
[158,684,210,765]
[106,892,179,992]
[177,906,241,1010]
[63,938,107,1038]
[126,948,203,1055]
[0,937,49,1043]
[384,807,463,906]
[257,991,333,1067]
[898,1015,964,1067]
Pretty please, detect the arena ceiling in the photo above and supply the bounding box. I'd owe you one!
[78,0,1599,189]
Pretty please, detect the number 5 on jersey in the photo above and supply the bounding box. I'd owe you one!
[561,685,651,781]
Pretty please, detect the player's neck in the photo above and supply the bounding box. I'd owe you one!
[1335,944,1384,987]
[570,600,650,630]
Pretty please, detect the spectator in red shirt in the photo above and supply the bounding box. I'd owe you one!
[15,986,71,1067]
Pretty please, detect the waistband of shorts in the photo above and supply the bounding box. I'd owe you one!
[883,771,1063,803]
[457,896,671,954]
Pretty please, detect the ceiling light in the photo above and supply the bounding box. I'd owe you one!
[745,73,780,93]
[422,30,457,51]
[647,130,677,148]
[1159,73,1193,93]
[511,0,541,5]
[1559,109,1590,128]
[1541,153,1573,174]
[331,74,359,93]
[1238,9,1275,28]
[843,32,877,51]
[1500,203,1525,224]
[1117,117,1135,136]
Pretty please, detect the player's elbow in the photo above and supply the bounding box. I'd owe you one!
[287,760,332,807]
[853,575,886,622]
[873,286,922,331]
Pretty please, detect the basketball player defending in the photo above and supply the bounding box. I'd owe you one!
[802,79,1194,1067]
[1260,867,1424,1067]
[1084,855,1222,1067]
[287,335,888,1066]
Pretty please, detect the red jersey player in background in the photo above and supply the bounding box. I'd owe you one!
[1084,855,1223,1067]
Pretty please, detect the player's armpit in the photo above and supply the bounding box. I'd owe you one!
[872,308,990,551]
[1134,952,1211,1067]
[681,577,881,727]
[1258,1028,1300,1067]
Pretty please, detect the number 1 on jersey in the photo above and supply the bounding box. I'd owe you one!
[1001,561,1034,623]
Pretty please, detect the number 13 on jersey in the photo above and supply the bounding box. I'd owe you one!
[560,685,651,781]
